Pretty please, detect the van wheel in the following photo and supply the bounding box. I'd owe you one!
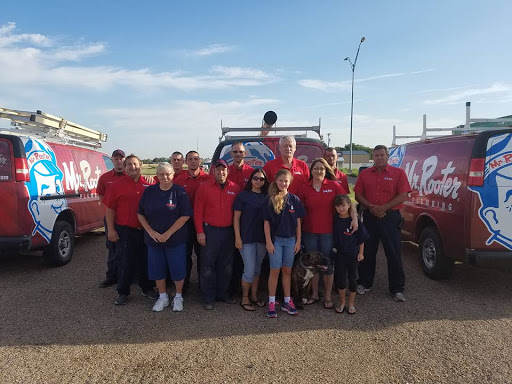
[418,227,453,280]
[43,221,75,266]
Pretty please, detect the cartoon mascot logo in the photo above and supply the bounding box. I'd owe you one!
[24,139,68,242]
[469,133,512,249]
[388,145,406,168]
[221,141,275,168]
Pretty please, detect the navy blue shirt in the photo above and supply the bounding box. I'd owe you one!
[232,190,266,244]
[263,193,305,239]
[138,183,193,247]
[332,216,369,255]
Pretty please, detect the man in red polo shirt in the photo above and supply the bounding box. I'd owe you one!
[97,149,126,288]
[227,142,254,189]
[263,135,310,195]
[105,155,158,305]
[324,147,350,194]
[354,145,411,302]
[174,150,211,289]
[170,151,185,179]
[194,159,240,310]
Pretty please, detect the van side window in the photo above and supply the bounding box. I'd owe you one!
[0,140,12,182]
[103,156,114,171]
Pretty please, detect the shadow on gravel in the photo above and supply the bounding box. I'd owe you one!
[1,235,512,347]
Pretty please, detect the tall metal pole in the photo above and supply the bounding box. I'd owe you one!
[345,36,365,171]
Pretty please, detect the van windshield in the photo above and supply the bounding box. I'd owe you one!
[0,140,12,181]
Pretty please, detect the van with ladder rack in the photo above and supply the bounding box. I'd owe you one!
[0,107,111,266]
[389,102,512,279]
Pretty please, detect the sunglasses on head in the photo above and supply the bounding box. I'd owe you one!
[252,176,266,181]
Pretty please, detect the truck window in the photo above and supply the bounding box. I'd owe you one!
[0,140,12,182]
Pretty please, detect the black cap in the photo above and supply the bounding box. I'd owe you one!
[212,159,228,168]
[263,111,277,126]
[112,149,126,158]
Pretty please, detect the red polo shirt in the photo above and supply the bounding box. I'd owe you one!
[354,165,411,210]
[298,179,345,233]
[227,163,254,190]
[97,169,125,197]
[263,157,310,195]
[333,168,350,194]
[174,169,211,208]
[105,175,154,228]
[194,179,240,233]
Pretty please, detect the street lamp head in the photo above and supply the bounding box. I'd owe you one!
[360,36,366,43]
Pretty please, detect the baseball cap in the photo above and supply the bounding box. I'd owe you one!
[112,149,126,158]
[212,159,228,168]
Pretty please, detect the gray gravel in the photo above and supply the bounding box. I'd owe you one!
[1,232,512,383]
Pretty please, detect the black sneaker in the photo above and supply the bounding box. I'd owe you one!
[115,294,128,305]
[141,288,158,300]
[99,278,117,288]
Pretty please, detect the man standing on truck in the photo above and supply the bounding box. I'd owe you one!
[354,145,411,302]
[324,147,350,193]
[97,149,126,288]
[174,151,211,289]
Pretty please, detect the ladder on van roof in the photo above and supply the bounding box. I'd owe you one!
[0,107,107,149]
[392,102,512,145]
[219,119,322,142]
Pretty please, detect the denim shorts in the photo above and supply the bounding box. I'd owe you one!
[303,232,334,275]
[269,237,296,269]
[147,243,187,281]
[240,242,267,283]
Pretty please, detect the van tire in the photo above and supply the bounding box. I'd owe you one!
[43,221,75,266]
[418,227,453,280]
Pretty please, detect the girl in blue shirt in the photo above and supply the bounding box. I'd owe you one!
[263,169,305,318]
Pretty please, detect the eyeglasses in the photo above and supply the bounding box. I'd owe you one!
[313,167,326,172]
[232,150,245,154]
[252,176,266,181]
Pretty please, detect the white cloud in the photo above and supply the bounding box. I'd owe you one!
[49,43,106,62]
[0,22,52,48]
[189,44,234,56]
[424,83,510,105]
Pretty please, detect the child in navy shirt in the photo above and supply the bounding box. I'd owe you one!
[263,169,305,318]
[332,194,369,314]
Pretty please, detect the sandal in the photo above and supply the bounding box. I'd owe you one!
[348,306,356,315]
[335,305,345,314]
[240,301,255,311]
[305,297,320,305]
[324,300,334,309]
[250,298,265,307]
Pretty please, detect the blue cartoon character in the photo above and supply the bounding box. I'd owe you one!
[388,145,406,168]
[470,133,512,249]
[24,138,68,242]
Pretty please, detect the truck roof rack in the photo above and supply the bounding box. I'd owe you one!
[0,107,107,149]
[392,102,512,145]
[219,119,322,142]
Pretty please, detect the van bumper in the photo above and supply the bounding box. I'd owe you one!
[466,249,512,262]
[0,236,31,251]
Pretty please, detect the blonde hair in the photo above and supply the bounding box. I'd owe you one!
[268,169,293,214]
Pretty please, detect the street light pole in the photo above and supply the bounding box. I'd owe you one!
[345,36,365,171]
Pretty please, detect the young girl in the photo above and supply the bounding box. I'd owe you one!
[263,169,305,318]
[332,194,369,314]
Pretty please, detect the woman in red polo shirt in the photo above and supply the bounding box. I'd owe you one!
[299,158,357,309]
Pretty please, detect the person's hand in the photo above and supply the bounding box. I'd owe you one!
[350,217,359,233]
[197,233,206,246]
[144,175,155,184]
[107,229,119,242]
[357,253,364,262]
[370,205,386,218]
[158,231,173,243]
[266,242,275,255]
[294,240,301,255]
[148,229,161,243]
[235,237,243,250]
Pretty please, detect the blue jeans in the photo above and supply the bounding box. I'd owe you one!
[269,237,296,269]
[303,232,334,275]
[240,243,266,283]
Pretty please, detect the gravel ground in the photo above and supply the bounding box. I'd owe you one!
[1,232,512,383]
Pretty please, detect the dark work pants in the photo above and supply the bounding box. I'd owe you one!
[334,252,359,292]
[200,224,235,304]
[116,225,153,295]
[229,249,244,296]
[358,210,405,294]
[104,217,118,282]
[185,220,202,287]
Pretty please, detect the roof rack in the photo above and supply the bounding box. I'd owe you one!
[219,119,322,142]
[0,107,107,148]
[392,102,512,145]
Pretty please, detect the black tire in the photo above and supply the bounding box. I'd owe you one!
[418,226,453,280]
[43,221,75,266]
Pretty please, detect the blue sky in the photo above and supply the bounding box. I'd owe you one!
[1,1,511,159]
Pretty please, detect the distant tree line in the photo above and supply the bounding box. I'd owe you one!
[335,143,373,157]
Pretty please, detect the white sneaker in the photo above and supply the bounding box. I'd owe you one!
[172,296,184,312]
[152,296,169,312]
[356,285,370,295]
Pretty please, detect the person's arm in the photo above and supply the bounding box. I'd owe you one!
[294,218,302,255]
[357,243,364,262]
[233,210,243,250]
[106,207,119,242]
[264,220,274,254]
[194,185,206,246]
[355,192,385,219]
[349,204,359,233]
[161,216,190,243]
[137,214,162,243]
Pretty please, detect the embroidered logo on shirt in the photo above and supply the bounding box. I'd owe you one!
[166,199,176,208]
[323,189,333,193]
[289,204,295,213]
[227,191,235,195]
[384,177,393,181]
[293,171,302,175]
[343,228,353,236]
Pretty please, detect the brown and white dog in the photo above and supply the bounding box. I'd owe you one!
[291,251,329,310]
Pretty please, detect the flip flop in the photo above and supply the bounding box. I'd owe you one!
[240,302,255,311]
[250,298,266,307]
[335,305,345,314]
[305,297,320,305]
[324,300,334,309]
[348,306,356,315]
